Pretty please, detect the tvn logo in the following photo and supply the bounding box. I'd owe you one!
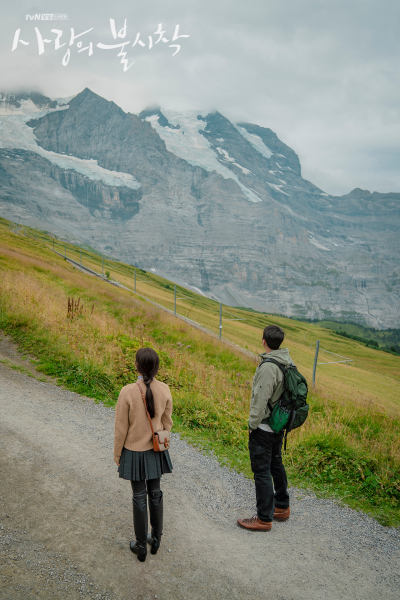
[25,14,68,21]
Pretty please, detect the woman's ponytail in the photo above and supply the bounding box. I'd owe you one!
[135,348,159,419]
[143,376,155,419]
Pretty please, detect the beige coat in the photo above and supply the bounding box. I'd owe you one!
[114,378,173,462]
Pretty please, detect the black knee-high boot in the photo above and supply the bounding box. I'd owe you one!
[147,490,163,555]
[130,490,148,562]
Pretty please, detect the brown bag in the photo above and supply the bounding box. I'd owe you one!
[136,382,171,452]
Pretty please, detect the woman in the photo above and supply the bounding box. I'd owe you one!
[114,347,173,562]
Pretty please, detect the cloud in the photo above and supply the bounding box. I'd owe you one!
[0,0,399,195]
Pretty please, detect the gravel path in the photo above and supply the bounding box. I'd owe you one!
[0,333,399,600]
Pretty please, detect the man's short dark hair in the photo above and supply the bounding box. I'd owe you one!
[263,325,284,350]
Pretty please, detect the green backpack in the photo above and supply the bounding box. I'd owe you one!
[260,358,309,449]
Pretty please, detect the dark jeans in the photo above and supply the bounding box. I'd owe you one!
[248,428,289,522]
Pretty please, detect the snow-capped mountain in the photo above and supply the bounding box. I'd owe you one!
[0,88,399,328]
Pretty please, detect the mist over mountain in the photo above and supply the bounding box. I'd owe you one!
[0,88,399,328]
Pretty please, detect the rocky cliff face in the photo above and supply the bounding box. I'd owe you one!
[0,88,399,328]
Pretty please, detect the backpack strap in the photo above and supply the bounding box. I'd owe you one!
[259,358,287,413]
[259,357,287,373]
[261,358,297,448]
[260,357,296,372]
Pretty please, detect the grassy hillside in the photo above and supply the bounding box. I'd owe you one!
[1,217,399,526]
[302,320,400,354]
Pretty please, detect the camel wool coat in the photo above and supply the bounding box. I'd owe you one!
[114,379,173,462]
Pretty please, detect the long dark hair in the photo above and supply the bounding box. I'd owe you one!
[135,348,159,419]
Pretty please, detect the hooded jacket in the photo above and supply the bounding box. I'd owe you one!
[248,348,294,431]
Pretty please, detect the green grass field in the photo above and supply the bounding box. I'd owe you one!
[307,320,400,354]
[1,217,399,526]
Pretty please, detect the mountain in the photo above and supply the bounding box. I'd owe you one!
[0,88,399,328]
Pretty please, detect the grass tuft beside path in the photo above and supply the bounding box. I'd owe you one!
[0,217,399,526]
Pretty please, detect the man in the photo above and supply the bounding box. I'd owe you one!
[238,324,292,531]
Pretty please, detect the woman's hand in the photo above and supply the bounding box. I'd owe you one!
[114,455,120,466]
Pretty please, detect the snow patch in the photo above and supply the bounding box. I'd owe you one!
[51,94,76,105]
[266,182,289,196]
[233,124,273,159]
[216,147,235,162]
[308,235,330,251]
[0,98,68,119]
[146,109,261,202]
[233,163,252,175]
[191,286,206,297]
[216,147,252,174]
[346,236,360,245]
[0,102,141,190]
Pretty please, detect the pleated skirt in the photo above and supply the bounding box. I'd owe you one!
[118,447,173,481]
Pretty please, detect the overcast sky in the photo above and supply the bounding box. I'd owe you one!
[1,0,399,196]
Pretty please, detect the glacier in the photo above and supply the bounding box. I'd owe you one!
[145,111,262,202]
[0,98,141,190]
[234,124,273,159]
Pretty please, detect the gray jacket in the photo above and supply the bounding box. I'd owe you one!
[248,348,294,431]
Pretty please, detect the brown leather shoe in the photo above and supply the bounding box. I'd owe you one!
[237,515,272,531]
[274,507,290,520]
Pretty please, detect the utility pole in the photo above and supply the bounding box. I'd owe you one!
[102,256,104,278]
[80,249,82,265]
[312,340,320,388]
[134,269,136,292]
[219,302,222,339]
[64,242,66,258]
[174,285,177,316]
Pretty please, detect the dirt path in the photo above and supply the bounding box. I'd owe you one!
[0,334,399,600]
